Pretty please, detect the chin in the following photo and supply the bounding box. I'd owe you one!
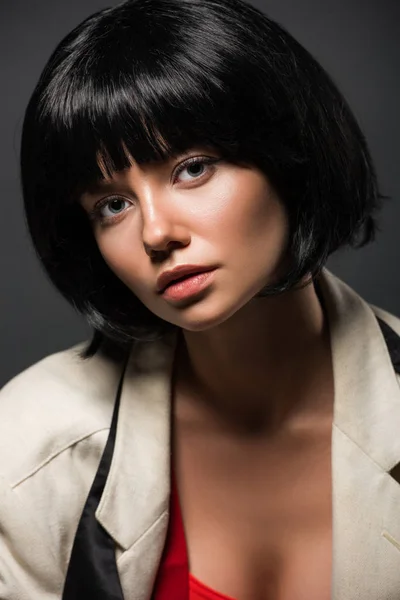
[161,310,227,332]
[162,297,251,333]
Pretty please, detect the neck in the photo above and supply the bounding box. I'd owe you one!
[173,274,333,437]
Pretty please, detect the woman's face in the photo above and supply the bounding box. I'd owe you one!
[80,147,289,331]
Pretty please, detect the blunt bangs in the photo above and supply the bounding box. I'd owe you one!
[30,0,273,199]
[20,0,382,359]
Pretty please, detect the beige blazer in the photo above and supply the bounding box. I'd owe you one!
[1,268,400,600]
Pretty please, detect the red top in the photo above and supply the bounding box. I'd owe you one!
[152,467,236,600]
[189,573,237,600]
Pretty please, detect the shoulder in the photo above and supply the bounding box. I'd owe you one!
[369,303,400,379]
[0,341,122,485]
[370,303,400,337]
[0,342,126,591]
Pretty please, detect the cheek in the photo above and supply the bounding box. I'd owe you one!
[211,181,288,256]
[218,183,290,290]
[252,195,288,252]
[95,230,146,293]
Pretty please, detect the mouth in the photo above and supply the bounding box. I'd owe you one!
[164,272,200,288]
[160,270,217,303]
[156,265,216,294]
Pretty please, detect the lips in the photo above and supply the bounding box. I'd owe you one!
[156,265,215,294]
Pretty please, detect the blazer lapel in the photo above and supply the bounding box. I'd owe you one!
[319,271,400,600]
[95,333,178,600]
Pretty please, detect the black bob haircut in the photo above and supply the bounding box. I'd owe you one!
[21,0,382,360]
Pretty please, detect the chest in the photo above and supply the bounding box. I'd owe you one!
[172,417,333,600]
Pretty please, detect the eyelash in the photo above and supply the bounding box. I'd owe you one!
[88,156,219,225]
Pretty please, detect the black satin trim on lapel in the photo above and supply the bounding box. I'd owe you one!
[376,317,400,484]
[389,462,400,485]
[376,317,400,375]
[62,355,129,600]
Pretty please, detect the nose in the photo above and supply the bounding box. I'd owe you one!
[141,194,190,258]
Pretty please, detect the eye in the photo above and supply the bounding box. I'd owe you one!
[173,156,219,183]
[89,196,132,224]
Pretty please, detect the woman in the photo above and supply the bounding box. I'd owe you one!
[1,0,399,598]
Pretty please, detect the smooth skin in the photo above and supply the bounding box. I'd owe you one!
[81,147,334,600]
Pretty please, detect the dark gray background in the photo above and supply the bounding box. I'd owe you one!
[0,0,399,387]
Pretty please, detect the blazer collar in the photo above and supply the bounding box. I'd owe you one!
[95,333,177,551]
[320,270,400,469]
[319,270,400,599]
[95,268,400,599]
